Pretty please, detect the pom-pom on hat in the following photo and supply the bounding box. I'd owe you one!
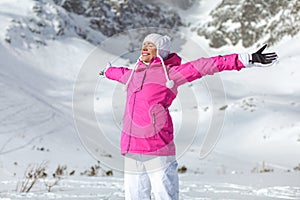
[143,33,171,59]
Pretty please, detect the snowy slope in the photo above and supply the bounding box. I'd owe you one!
[0,0,99,178]
[0,0,300,199]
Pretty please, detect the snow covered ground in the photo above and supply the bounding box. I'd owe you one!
[0,0,300,199]
[1,173,300,200]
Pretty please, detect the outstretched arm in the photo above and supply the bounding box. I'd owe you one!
[102,66,131,85]
[171,53,245,85]
[171,44,278,85]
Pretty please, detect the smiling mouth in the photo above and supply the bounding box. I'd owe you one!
[142,53,150,56]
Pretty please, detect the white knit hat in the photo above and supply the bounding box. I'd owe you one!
[143,33,171,59]
[124,33,174,90]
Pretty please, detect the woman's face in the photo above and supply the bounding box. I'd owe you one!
[141,41,157,63]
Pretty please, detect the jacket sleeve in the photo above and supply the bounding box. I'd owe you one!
[104,66,131,85]
[170,54,245,86]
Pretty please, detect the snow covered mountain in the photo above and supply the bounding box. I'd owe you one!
[0,0,300,199]
[5,0,182,49]
[197,0,300,48]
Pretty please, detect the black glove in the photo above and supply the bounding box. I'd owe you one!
[99,69,105,76]
[250,44,278,64]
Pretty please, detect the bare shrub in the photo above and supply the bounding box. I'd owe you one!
[294,163,300,171]
[17,162,75,193]
[17,161,48,193]
[81,161,113,177]
[44,177,61,192]
[259,161,274,173]
[44,165,67,192]
[81,162,101,176]
[177,165,187,174]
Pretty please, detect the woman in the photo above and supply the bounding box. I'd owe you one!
[104,33,277,200]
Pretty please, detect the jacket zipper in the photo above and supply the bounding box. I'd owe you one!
[127,63,149,152]
[139,66,148,90]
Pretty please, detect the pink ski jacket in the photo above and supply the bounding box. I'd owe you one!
[105,53,245,156]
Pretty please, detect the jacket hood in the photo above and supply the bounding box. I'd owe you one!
[150,53,182,68]
[124,53,182,90]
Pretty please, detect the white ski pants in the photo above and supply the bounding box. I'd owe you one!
[124,154,179,200]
